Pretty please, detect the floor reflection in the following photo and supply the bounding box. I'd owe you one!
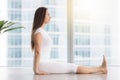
[33,74,107,80]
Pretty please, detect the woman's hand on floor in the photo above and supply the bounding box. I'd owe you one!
[34,66,49,75]
[35,71,49,75]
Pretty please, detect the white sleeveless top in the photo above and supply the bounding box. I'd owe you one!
[34,27,53,62]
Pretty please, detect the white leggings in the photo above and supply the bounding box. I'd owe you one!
[39,62,78,74]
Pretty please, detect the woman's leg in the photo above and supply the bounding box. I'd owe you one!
[76,55,107,74]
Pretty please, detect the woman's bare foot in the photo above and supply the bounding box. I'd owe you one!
[100,55,108,74]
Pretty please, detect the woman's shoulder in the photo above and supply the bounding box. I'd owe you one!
[34,28,43,35]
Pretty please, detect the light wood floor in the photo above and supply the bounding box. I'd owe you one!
[0,66,119,80]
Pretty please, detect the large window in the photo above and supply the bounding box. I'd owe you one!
[73,0,119,66]
[0,0,119,67]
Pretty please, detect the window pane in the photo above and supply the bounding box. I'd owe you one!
[73,0,117,66]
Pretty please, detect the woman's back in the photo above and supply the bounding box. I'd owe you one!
[34,27,53,62]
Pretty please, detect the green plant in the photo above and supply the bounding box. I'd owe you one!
[0,20,24,34]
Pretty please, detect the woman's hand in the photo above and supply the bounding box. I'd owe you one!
[35,71,49,75]
[34,67,49,75]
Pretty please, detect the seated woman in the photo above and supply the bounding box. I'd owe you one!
[31,7,108,75]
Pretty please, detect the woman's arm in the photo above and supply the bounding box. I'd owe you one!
[33,32,48,75]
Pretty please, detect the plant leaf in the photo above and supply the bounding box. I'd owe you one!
[0,23,15,31]
[3,26,24,33]
[0,20,5,29]
[3,21,16,28]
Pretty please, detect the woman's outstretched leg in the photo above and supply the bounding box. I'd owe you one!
[76,55,107,74]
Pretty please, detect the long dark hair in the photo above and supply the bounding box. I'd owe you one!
[31,7,47,51]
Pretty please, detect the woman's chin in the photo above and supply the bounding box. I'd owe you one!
[45,21,50,24]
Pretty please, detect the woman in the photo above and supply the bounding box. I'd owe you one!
[31,7,107,75]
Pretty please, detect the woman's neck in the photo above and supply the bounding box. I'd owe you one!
[40,23,46,29]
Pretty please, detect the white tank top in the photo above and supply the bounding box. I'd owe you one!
[34,27,53,62]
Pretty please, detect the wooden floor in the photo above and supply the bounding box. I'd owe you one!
[0,66,119,80]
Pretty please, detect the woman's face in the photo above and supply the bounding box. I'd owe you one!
[44,9,51,24]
